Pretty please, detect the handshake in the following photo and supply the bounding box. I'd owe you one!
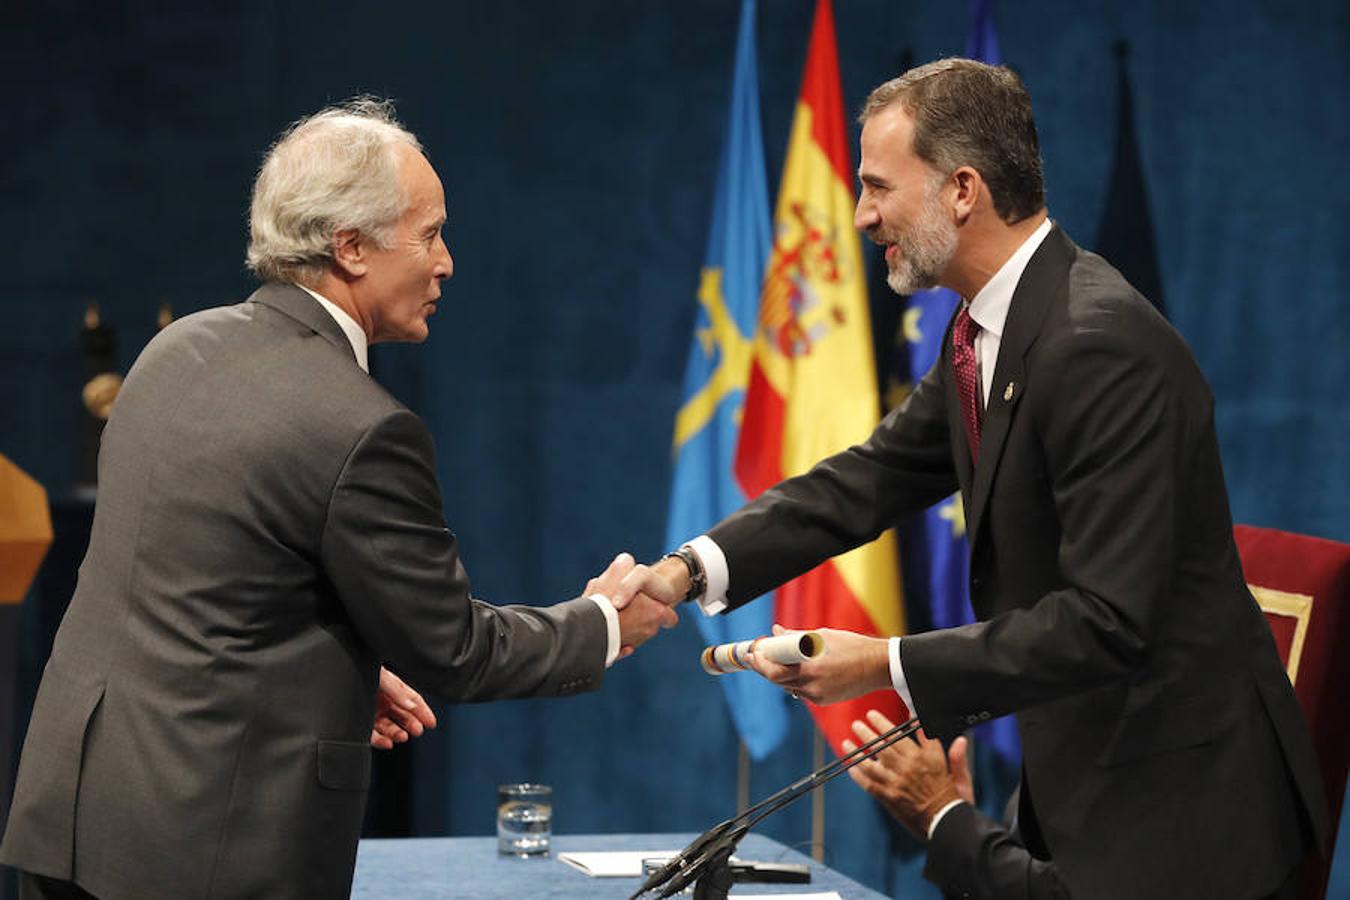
[370,550,691,750]
[583,551,698,661]
[373,549,896,752]
[585,551,896,710]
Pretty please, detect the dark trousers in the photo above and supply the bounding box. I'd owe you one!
[17,873,98,900]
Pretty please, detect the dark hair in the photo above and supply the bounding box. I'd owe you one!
[860,58,1045,223]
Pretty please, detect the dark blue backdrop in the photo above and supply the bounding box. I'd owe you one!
[2,1,1347,897]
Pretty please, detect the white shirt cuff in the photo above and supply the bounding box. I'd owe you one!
[685,535,729,615]
[888,637,916,717]
[927,799,966,842]
[589,594,621,667]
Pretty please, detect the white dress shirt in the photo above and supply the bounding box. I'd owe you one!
[300,283,622,666]
[298,284,370,374]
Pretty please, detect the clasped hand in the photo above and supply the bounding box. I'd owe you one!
[586,552,680,661]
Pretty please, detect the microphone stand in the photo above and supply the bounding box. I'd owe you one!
[630,716,922,899]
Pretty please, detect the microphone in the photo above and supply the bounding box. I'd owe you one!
[630,715,922,899]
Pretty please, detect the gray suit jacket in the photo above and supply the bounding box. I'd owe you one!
[0,284,608,899]
[707,227,1326,898]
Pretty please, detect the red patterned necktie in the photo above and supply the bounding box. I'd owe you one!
[952,305,982,462]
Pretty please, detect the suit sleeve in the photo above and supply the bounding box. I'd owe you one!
[924,803,1071,900]
[708,360,958,608]
[902,321,1197,736]
[319,409,607,701]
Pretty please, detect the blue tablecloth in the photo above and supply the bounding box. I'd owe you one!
[352,833,891,899]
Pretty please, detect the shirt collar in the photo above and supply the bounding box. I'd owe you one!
[966,217,1054,338]
[296,284,369,374]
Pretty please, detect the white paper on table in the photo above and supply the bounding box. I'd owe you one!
[556,850,681,877]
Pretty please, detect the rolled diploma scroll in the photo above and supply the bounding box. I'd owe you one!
[700,631,827,675]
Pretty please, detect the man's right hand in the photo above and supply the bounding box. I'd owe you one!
[584,552,679,661]
[611,553,689,609]
[615,593,679,660]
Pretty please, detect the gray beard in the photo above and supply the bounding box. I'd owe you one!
[884,187,957,295]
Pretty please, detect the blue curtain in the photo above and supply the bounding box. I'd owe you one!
[2,2,1346,898]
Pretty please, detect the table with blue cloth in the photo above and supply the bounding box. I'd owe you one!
[353,833,890,899]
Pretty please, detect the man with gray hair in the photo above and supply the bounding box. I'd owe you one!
[0,99,678,900]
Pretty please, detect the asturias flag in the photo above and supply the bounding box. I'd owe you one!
[665,0,786,761]
[734,0,906,755]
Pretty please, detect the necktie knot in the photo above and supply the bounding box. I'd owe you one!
[954,305,980,349]
[953,306,982,461]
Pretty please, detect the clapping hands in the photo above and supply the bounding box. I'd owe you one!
[842,709,971,840]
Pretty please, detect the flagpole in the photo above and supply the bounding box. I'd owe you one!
[737,741,750,816]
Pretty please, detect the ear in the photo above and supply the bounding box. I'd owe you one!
[949,166,982,225]
[332,229,369,278]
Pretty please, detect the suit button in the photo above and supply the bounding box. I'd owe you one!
[964,714,978,725]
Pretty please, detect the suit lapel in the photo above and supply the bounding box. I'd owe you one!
[249,282,360,367]
[965,226,1076,547]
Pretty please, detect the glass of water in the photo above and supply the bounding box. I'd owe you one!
[497,783,552,857]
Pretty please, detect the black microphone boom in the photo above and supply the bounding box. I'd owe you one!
[631,715,923,899]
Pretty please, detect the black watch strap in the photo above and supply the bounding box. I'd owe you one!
[661,546,707,604]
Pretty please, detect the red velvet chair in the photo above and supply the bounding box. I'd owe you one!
[1235,525,1350,900]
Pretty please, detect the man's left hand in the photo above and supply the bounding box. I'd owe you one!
[371,666,437,750]
[744,625,892,705]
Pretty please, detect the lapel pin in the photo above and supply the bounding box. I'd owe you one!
[1003,381,1015,402]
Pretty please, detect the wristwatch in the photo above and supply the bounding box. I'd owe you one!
[660,545,707,604]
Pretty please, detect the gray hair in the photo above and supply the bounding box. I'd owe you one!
[860,58,1045,224]
[246,98,423,284]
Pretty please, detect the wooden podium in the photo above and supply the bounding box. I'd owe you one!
[0,453,52,604]
[0,452,52,900]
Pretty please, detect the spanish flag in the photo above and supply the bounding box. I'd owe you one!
[734,0,906,754]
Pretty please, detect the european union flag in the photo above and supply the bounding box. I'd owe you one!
[665,0,783,760]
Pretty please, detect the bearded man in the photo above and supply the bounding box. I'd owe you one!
[619,58,1326,899]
